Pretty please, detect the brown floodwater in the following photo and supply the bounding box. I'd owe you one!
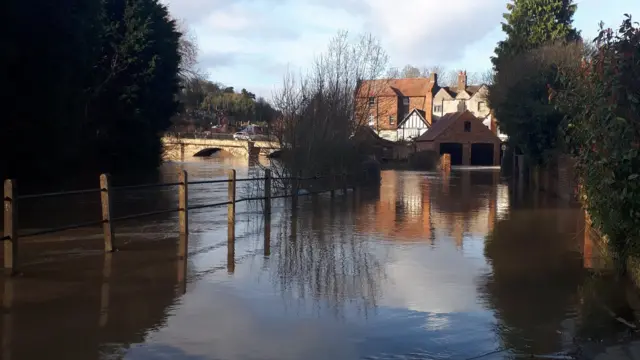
[1,155,638,360]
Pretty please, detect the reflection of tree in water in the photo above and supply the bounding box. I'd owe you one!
[478,209,586,355]
[270,199,387,319]
[573,271,640,343]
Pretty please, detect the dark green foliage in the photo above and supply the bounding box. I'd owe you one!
[488,43,585,165]
[488,0,581,165]
[1,0,182,181]
[492,0,580,71]
[553,16,640,268]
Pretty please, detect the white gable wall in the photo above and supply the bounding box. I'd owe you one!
[397,110,429,141]
[432,86,492,121]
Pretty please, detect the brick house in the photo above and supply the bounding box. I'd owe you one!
[415,110,502,166]
[356,74,438,141]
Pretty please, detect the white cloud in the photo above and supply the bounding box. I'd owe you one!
[161,0,507,98]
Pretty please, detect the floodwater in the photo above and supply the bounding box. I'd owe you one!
[1,154,638,360]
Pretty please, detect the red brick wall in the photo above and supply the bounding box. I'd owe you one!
[358,96,399,130]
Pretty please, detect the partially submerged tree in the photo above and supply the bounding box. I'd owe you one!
[270,31,389,185]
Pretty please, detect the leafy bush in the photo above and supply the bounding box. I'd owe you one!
[553,16,640,267]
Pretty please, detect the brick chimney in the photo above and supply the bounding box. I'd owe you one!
[457,70,467,91]
[429,72,438,86]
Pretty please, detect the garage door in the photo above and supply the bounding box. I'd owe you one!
[439,143,463,165]
[471,143,494,166]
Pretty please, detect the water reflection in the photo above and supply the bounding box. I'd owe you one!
[478,207,587,355]
[271,200,387,319]
[3,157,640,360]
[0,238,183,360]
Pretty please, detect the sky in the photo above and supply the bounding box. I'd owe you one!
[161,0,640,99]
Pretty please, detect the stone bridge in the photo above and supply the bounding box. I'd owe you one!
[162,137,281,161]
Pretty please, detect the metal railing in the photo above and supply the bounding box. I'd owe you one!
[2,169,372,273]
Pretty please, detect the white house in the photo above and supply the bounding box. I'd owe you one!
[396,109,430,141]
[432,71,491,122]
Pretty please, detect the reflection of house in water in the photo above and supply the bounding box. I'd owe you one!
[358,171,433,241]
[356,170,502,247]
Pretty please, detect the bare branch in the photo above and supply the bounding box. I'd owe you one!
[270,31,390,181]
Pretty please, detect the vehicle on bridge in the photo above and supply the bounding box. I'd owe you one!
[233,132,252,141]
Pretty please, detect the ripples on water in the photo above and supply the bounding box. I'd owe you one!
[1,155,639,360]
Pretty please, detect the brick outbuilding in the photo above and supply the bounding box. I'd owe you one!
[415,111,502,166]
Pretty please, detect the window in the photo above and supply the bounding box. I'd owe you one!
[464,121,471,132]
[478,101,487,111]
[389,116,395,125]
[403,97,410,106]
[434,105,442,113]
[368,97,375,106]
[368,114,375,126]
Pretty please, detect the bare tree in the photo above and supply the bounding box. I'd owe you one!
[439,69,460,87]
[269,31,390,190]
[176,19,205,81]
[419,65,445,78]
[401,64,422,78]
[386,67,401,78]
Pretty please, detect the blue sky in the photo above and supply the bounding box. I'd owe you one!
[162,0,640,99]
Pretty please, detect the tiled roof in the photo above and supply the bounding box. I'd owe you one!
[416,112,466,141]
[358,78,435,98]
[439,84,486,97]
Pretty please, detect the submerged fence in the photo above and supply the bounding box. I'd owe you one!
[2,169,371,273]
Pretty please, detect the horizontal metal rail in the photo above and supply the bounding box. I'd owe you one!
[20,219,105,238]
[15,173,355,200]
[113,182,182,191]
[236,196,267,203]
[235,177,268,183]
[188,201,233,211]
[111,208,180,223]
[187,179,232,185]
[17,188,101,200]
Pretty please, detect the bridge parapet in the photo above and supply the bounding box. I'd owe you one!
[162,137,281,161]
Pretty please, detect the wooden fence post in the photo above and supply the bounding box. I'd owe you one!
[100,174,115,252]
[228,169,236,226]
[263,168,271,255]
[179,170,188,235]
[264,169,271,215]
[3,180,17,273]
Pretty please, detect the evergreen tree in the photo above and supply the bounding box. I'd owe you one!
[492,0,580,71]
[87,0,182,173]
[488,0,583,166]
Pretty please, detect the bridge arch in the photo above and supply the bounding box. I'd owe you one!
[193,148,222,157]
